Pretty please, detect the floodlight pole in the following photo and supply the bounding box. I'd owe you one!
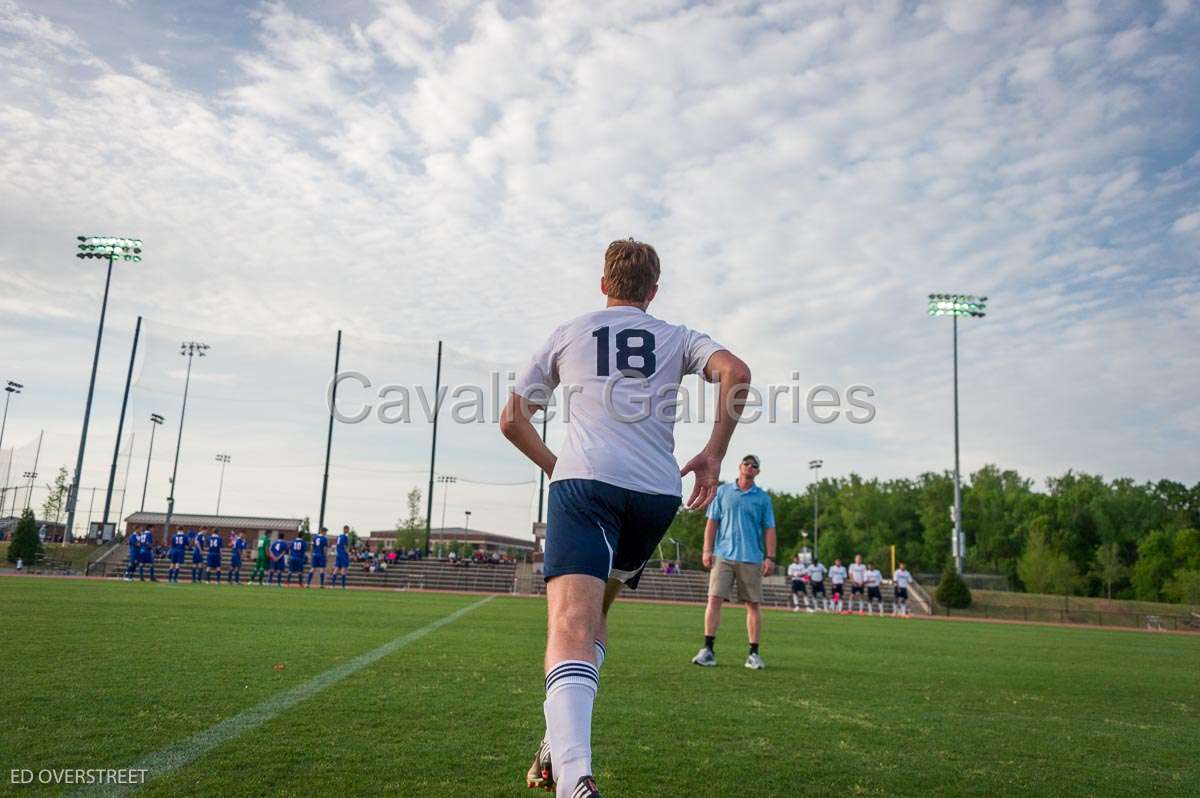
[24,429,43,513]
[318,330,342,534]
[423,340,443,556]
[64,253,116,543]
[215,454,231,515]
[0,381,22,517]
[164,342,207,546]
[140,414,164,511]
[437,475,456,533]
[102,316,141,529]
[808,459,823,559]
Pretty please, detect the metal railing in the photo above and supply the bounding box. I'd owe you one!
[936,603,1200,632]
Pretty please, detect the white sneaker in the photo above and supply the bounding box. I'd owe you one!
[792,606,799,612]
[806,607,815,614]
[691,647,716,667]
[745,652,765,670]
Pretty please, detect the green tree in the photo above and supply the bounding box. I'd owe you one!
[935,562,972,608]
[6,508,42,566]
[1131,529,1176,601]
[395,487,424,550]
[1017,529,1080,595]
[1164,569,1200,606]
[299,517,311,540]
[41,466,69,525]
[1090,542,1129,599]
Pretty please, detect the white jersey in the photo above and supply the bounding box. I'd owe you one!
[808,563,826,583]
[787,563,807,580]
[866,568,882,587]
[848,563,867,584]
[514,306,725,496]
[829,564,847,584]
[893,568,912,588]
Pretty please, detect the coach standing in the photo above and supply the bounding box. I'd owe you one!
[692,454,776,670]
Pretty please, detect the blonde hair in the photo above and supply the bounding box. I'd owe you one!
[603,238,660,302]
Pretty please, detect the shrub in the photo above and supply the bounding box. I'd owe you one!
[936,562,972,609]
[6,508,42,566]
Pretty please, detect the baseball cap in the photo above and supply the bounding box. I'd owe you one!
[742,454,761,468]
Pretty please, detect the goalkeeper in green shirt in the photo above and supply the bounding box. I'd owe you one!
[251,536,268,585]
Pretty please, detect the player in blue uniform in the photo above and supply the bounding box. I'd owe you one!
[138,529,157,581]
[190,529,205,583]
[308,527,329,588]
[168,528,187,583]
[268,535,288,585]
[229,532,247,584]
[333,524,352,589]
[287,534,308,587]
[205,529,223,583]
[123,530,141,581]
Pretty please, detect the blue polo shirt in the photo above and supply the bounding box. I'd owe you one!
[707,481,776,564]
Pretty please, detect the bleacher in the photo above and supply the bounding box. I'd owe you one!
[100,556,517,594]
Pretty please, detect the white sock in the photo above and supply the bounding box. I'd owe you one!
[544,660,598,797]
[543,640,605,746]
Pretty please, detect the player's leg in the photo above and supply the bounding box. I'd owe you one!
[745,600,764,669]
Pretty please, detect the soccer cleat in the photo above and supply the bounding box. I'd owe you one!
[691,647,716,667]
[745,652,765,670]
[525,738,553,791]
[570,775,602,798]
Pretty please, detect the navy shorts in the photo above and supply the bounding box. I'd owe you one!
[139,549,154,565]
[289,558,305,573]
[896,586,908,600]
[192,549,203,564]
[867,586,882,601]
[169,548,183,564]
[206,551,221,569]
[231,554,242,568]
[312,554,327,569]
[271,558,285,571]
[335,553,350,569]
[791,579,806,593]
[544,479,679,589]
[812,581,826,595]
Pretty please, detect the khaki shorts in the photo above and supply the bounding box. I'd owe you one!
[708,557,763,604]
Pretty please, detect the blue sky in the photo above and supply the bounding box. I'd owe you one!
[1,0,1198,539]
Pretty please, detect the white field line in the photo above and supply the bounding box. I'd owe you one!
[73,595,494,797]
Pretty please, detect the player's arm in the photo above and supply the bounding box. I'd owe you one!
[761,526,776,576]
[680,350,751,509]
[701,518,718,569]
[500,393,556,477]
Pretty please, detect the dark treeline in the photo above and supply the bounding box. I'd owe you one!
[665,466,1200,604]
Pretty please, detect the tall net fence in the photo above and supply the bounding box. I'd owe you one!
[2,316,553,544]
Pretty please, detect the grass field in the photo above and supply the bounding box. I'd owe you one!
[1,577,1197,797]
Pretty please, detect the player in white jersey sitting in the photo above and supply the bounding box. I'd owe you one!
[828,559,847,612]
[787,555,808,612]
[892,562,913,615]
[501,238,751,798]
[848,554,868,614]
[808,559,827,611]
[865,563,884,615]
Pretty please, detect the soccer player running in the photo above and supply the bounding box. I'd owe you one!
[205,528,223,583]
[229,531,247,584]
[333,525,352,589]
[500,238,750,798]
[892,561,912,615]
[865,562,883,615]
[309,526,329,588]
[287,533,307,587]
[848,554,867,614]
[692,454,776,669]
[787,554,808,612]
[829,558,847,612]
[168,527,187,583]
[268,535,288,586]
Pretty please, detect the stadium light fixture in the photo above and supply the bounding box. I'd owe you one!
[22,470,38,512]
[437,475,457,533]
[808,459,823,561]
[0,381,22,517]
[140,414,165,512]
[65,235,142,543]
[163,342,209,545]
[927,293,989,575]
[215,454,231,515]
